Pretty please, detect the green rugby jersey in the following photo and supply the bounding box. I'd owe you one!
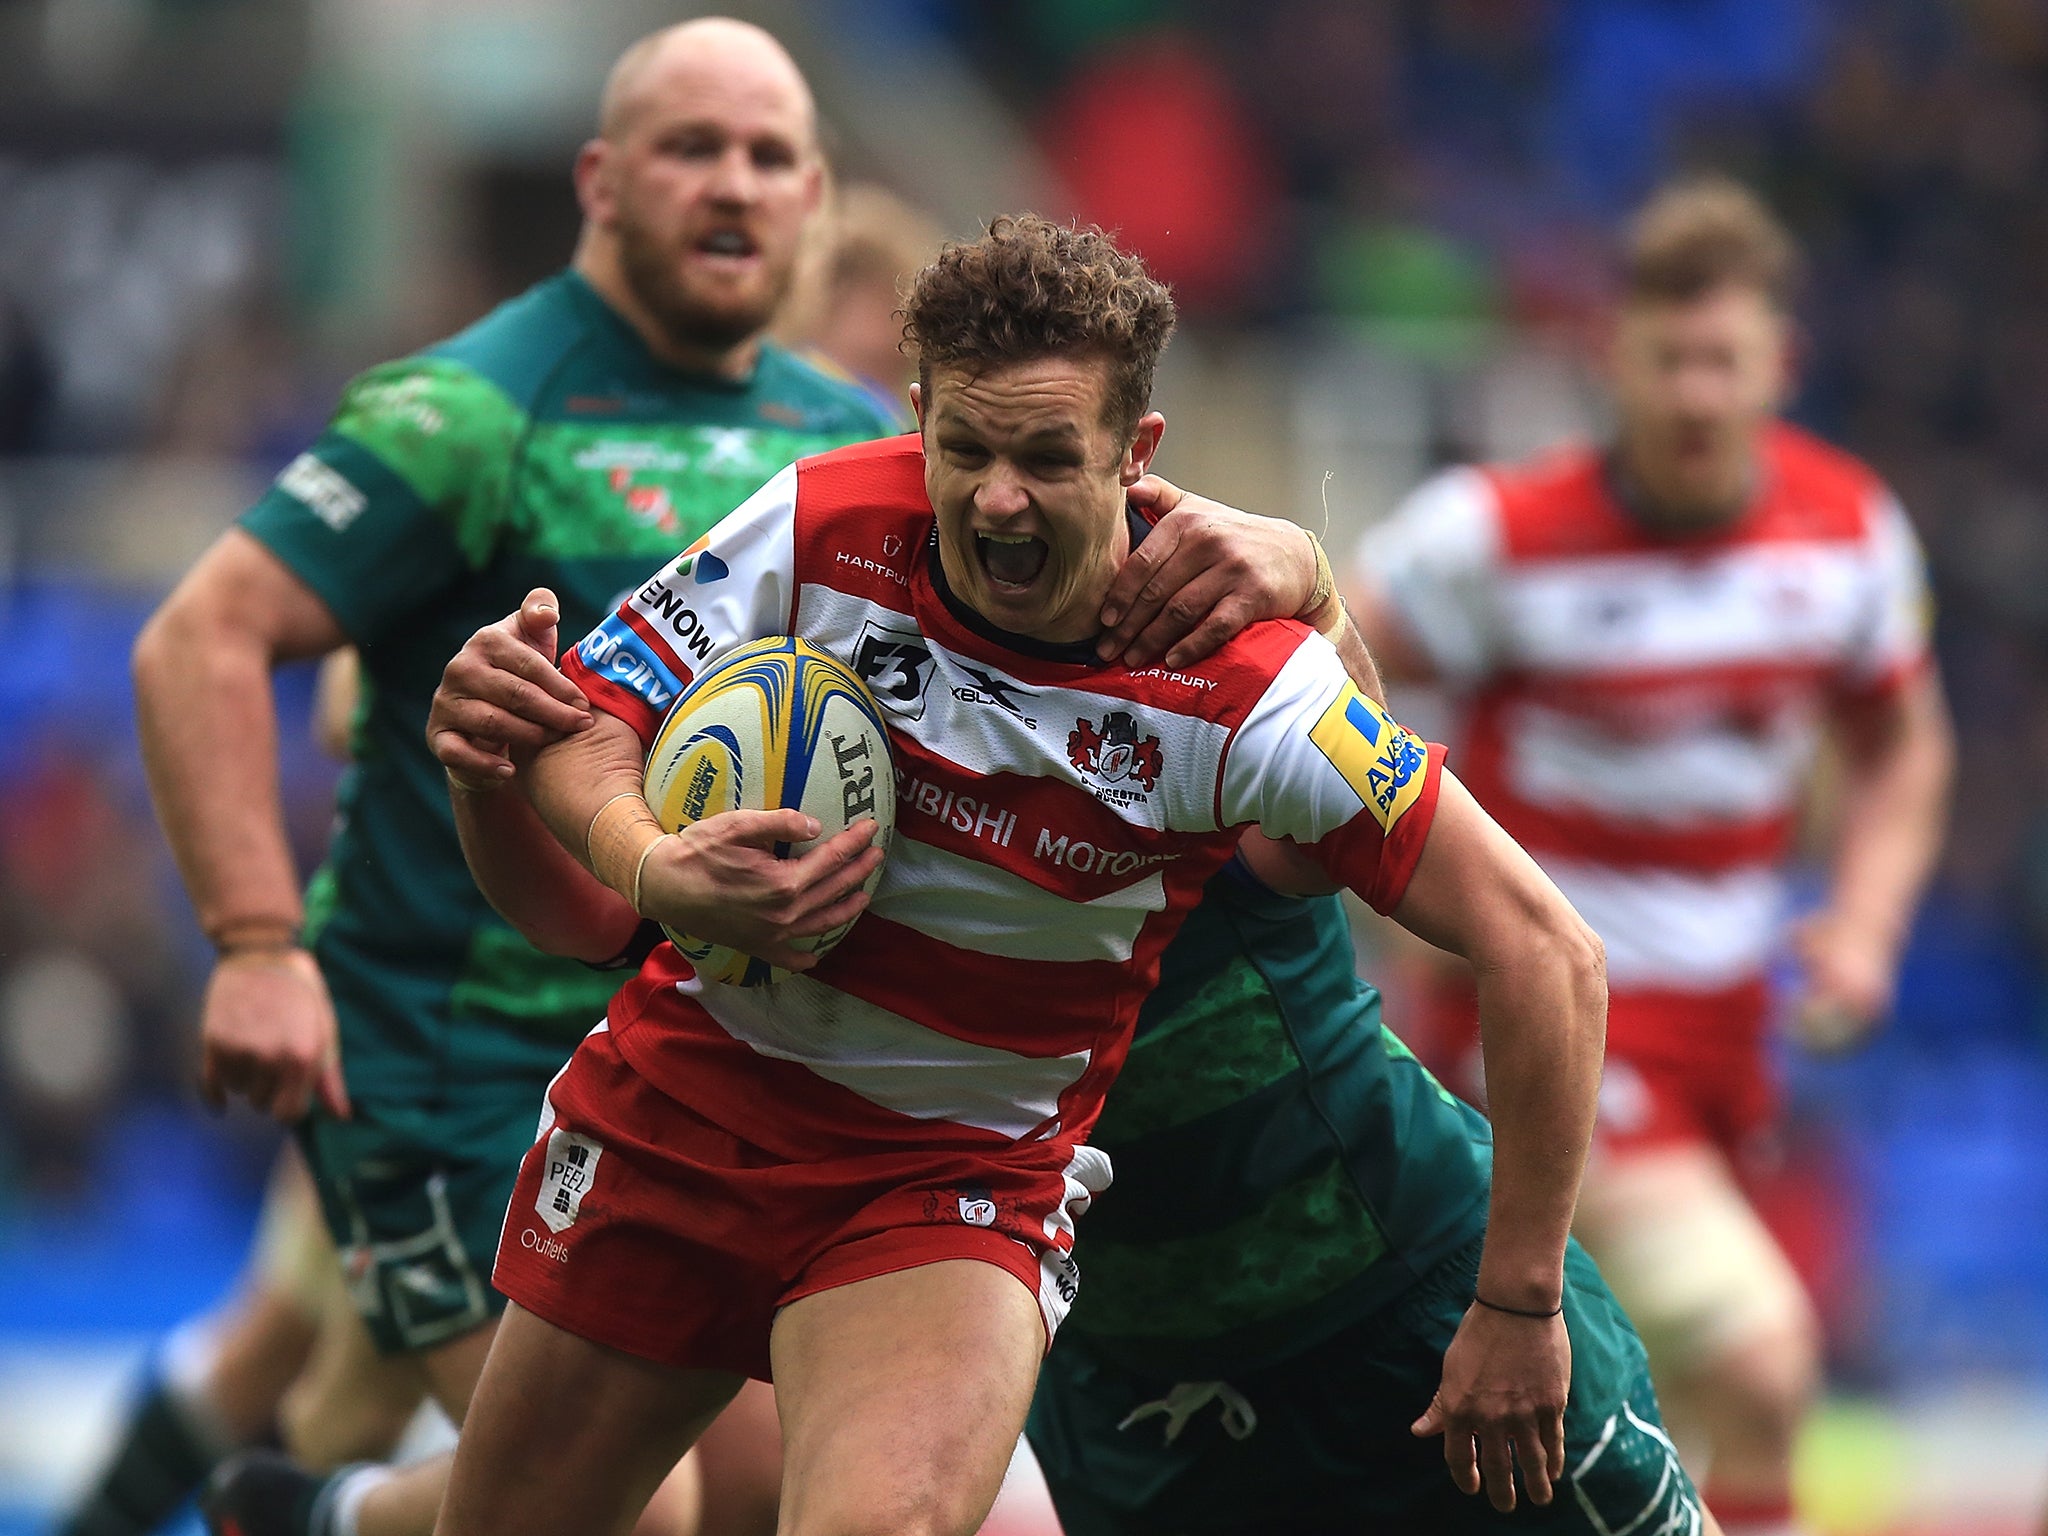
[1066,861,1494,1378]
[240,272,896,1133]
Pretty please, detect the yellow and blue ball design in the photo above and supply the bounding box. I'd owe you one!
[642,637,897,986]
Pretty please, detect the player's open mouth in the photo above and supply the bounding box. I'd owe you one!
[976,531,1049,592]
[694,229,760,265]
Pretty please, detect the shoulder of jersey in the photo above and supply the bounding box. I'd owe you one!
[1756,421,1888,542]
[1474,441,1631,561]
[792,432,928,509]
[756,341,906,437]
[785,434,928,593]
[1127,614,1320,722]
[795,431,925,475]
[417,273,589,413]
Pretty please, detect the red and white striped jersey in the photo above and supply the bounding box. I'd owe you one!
[565,435,1443,1164]
[1358,423,1930,996]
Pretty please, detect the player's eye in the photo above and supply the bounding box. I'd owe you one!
[666,130,724,160]
[752,140,798,170]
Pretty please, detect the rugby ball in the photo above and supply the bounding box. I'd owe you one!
[642,637,895,986]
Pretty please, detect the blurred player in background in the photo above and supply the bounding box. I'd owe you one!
[54,661,427,1536]
[1350,178,1955,1536]
[126,18,898,1536]
[51,1150,422,1536]
[774,181,942,427]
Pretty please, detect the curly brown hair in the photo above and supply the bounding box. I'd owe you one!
[1624,176,1800,310]
[903,214,1178,440]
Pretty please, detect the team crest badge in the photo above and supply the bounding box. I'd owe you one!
[1068,711,1163,805]
[957,1191,998,1227]
[925,1184,1003,1230]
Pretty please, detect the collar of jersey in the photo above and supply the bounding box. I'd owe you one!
[560,269,766,394]
[922,503,1152,666]
[1599,444,1778,544]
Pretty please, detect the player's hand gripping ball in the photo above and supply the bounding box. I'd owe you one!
[643,637,896,985]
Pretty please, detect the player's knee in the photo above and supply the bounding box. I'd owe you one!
[783,1514,963,1536]
[782,1485,991,1536]
[1701,1307,1821,1445]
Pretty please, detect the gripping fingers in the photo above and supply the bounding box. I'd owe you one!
[724,808,825,849]
[790,819,886,873]
[441,696,563,751]
[793,845,886,921]
[466,646,591,730]
[1162,591,1263,669]
[495,634,591,706]
[1096,522,1180,648]
[1123,566,1240,666]
[789,886,873,940]
[429,729,513,781]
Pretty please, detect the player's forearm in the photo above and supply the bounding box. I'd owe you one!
[1826,674,1954,948]
[526,714,664,904]
[452,778,641,961]
[132,603,305,943]
[1473,920,1606,1309]
[1387,775,1605,1307]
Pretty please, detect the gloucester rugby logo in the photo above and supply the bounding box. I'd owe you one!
[1068,711,1163,805]
[925,1184,1004,1230]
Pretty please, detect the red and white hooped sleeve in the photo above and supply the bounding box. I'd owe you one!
[1218,632,1445,914]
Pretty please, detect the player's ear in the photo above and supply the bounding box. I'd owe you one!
[1120,412,1166,487]
[1596,304,1629,390]
[574,139,614,225]
[1769,309,1802,411]
[909,381,925,430]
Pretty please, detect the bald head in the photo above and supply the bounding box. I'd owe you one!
[572,17,824,377]
[598,17,816,148]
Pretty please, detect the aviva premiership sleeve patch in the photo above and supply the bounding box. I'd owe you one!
[1308,685,1430,832]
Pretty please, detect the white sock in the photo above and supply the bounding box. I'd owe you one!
[315,1463,395,1536]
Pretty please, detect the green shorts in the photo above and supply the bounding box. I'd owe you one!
[1027,1237,1701,1535]
[298,1096,545,1355]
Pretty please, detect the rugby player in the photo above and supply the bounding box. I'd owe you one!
[58,658,425,1536]
[424,215,1698,1536]
[131,19,901,1536]
[773,181,943,427]
[439,557,1722,1536]
[1350,178,1954,1535]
